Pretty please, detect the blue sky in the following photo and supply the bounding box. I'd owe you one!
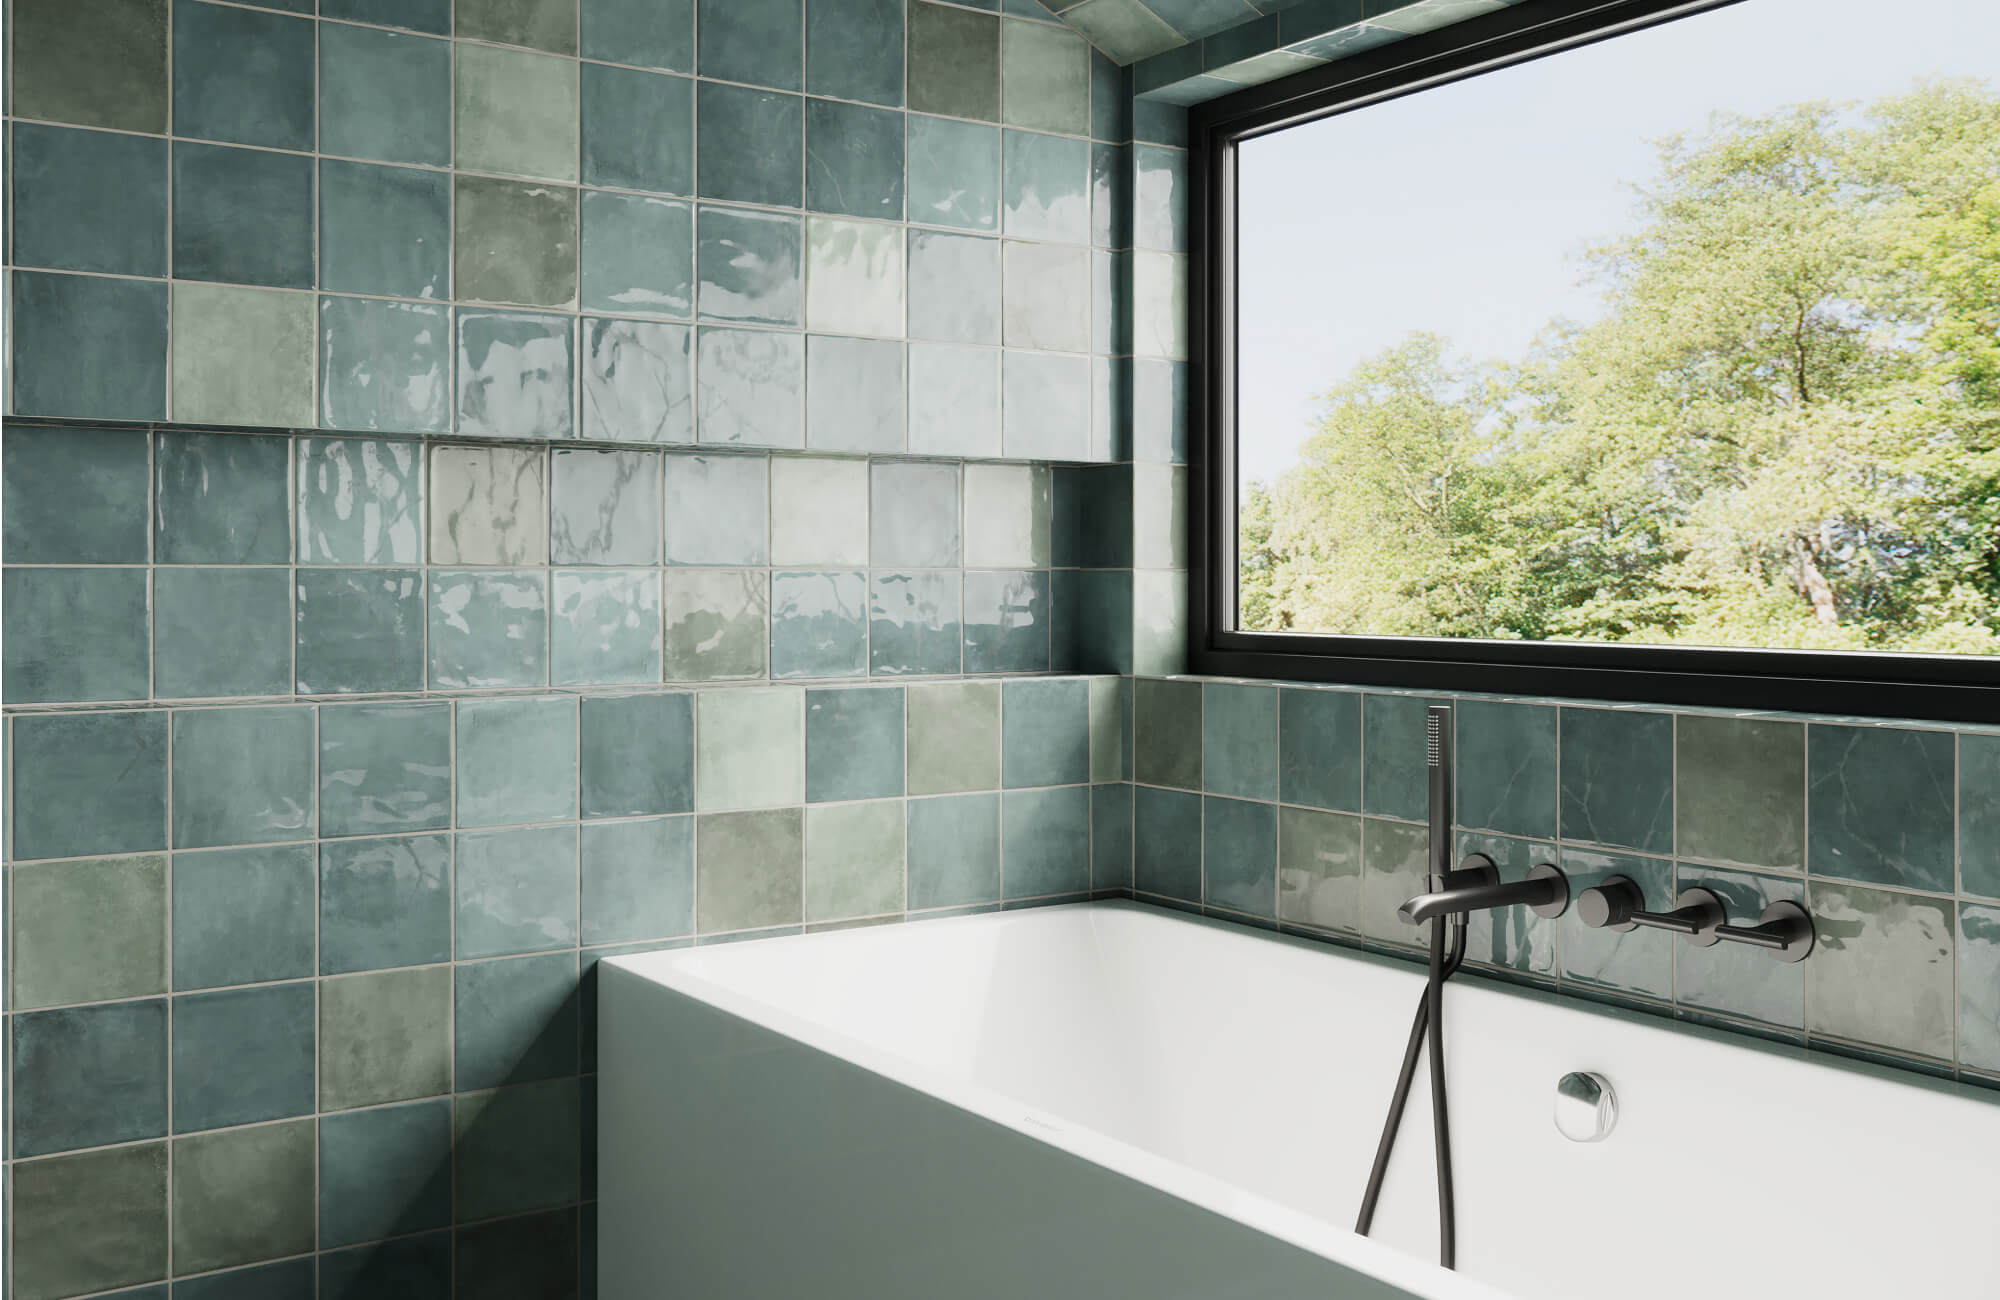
[1236,0,2000,489]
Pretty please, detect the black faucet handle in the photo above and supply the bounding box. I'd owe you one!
[1714,900,1815,963]
[1574,877,1724,946]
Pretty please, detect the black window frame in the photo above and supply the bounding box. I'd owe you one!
[1187,0,2000,723]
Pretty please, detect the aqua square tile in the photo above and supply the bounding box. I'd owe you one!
[9,271,168,419]
[696,688,806,810]
[1674,714,1804,871]
[697,327,805,446]
[554,569,663,684]
[1203,683,1277,801]
[11,853,167,1009]
[1276,688,1360,811]
[10,124,166,276]
[454,953,580,1089]
[1276,805,1359,930]
[319,1100,452,1250]
[1965,735,2000,900]
[458,0,578,50]
[584,317,697,442]
[455,827,581,959]
[3,567,150,703]
[1003,785,1089,899]
[455,1211,579,1297]
[173,845,316,991]
[1002,351,1091,459]
[803,800,904,920]
[320,1232,452,1300]
[1204,795,1277,917]
[454,1077,581,1221]
[584,0,692,68]
[1675,864,1805,1030]
[457,696,579,827]
[1556,846,1673,1000]
[172,1119,316,1275]
[1808,881,1953,1059]
[908,1,999,120]
[1134,143,1188,251]
[664,569,770,679]
[169,282,316,427]
[908,793,1001,908]
[13,0,169,133]
[319,22,451,166]
[583,816,695,943]
[458,309,576,438]
[173,1,313,149]
[319,966,452,1110]
[14,1001,167,1157]
[2,425,149,563]
[173,141,313,288]
[908,231,1001,344]
[1557,707,1675,853]
[696,808,806,931]
[1452,699,1556,839]
[1003,19,1089,135]
[583,63,695,194]
[806,335,905,452]
[428,570,550,688]
[696,205,803,326]
[172,707,315,849]
[171,983,314,1132]
[664,452,770,564]
[320,833,452,973]
[153,567,292,698]
[321,161,451,300]
[12,1141,168,1299]
[431,443,549,564]
[581,693,695,817]
[11,711,167,860]
[319,296,452,434]
[1808,724,1955,893]
[870,571,962,676]
[326,0,450,27]
[155,431,290,565]
[806,687,906,802]
[871,461,960,566]
[963,570,1050,673]
[1134,785,1201,902]
[807,0,903,104]
[456,176,580,309]
[907,115,1001,231]
[697,82,805,208]
[773,570,869,679]
[456,43,578,180]
[1133,678,1201,790]
[1003,129,1091,243]
[1003,677,1089,788]
[296,568,426,694]
[1092,783,1135,889]
[583,192,694,318]
[806,97,905,219]
[699,0,802,89]
[553,449,663,564]
[908,343,1003,456]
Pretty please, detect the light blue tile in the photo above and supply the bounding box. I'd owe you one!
[963,570,1050,674]
[696,328,804,447]
[319,834,452,974]
[906,115,1000,232]
[1002,351,1090,459]
[772,570,869,679]
[582,318,695,443]
[870,461,960,567]
[318,702,452,837]
[806,335,905,452]
[553,569,663,685]
[297,438,424,566]
[172,707,316,849]
[1962,903,2000,1074]
[582,192,694,318]
[1134,143,1188,251]
[907,793,1000,908]
[552,449,663,565]
[428,570,549,689]
[696,205,803,326]
[663,453,769,564]
[456,696,578,827]
[908,344,1002,457]
[805,686,905,803]
[870,571,961,676]
[457,310,574,439]
[1002,129,1090,243]
[455,827,580,958]
[581,692,696,818]
[908,232,1001,344]
[583,817,694,944]
[1003,677,1089,788]
[318,297,452,434]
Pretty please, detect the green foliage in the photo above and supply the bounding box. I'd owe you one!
[1241,81,2000,654]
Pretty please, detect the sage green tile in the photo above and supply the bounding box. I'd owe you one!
[696,687,805,810]
[428,570,550,688]
[172,1119,315,1275]
[11,123,167,276]
[907,680,1001,795]
[2,425,149,564]
[296,569,427,694]
[663,569,770,680]
[11,854,167,1009]
[457,695,579,826]
[907,115,1000,232]
[697,808,806,932]
[319,966,452,1110]
[807,0,903,105]
[1002,20,1089,135]
[1808,724,1955,892]
[11,711,168,860]
[909,0,1000,121]
[583,62,695,194]
[583,191,694,318]
[153,568,292,698]
[458,0,579,54]
[1676,714,1804,871]
[319,22,451,166]
[1277,806,1360,932]
[3,568,150,704]
[1002,128,1091,244]
[696,82,804,208]
[458,44,577,178]
[1557,847,1673,1001]
[458,310,576,438]
[1675,864,1805,1030]
[583,317,696,443]
[456,175,580,309]
[582,692,696,818]
[319,702,452,837]
[431,443,548,565]
[1808,881,1953,1060]
[169,283,313,428]
[171,707,316,849]
[583,816,695,942]
[12,1143,168,1300]
[318,297,452,435]
[13,0,168,132]
[1134,677,1201,790]
[805,800,905,921]
[454,1078,582,1222]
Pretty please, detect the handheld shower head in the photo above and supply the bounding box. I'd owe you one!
[1427,704,1453,887]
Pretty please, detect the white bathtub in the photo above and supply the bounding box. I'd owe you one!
[599,901,2000,1300]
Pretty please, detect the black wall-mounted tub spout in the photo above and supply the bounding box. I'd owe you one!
[1397,858,1570,926]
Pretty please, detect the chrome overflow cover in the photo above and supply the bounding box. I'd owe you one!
[1554,1072,1616,1143]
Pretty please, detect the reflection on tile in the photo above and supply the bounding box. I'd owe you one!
[1003,241,1089,352]
[1134,144,1187,252]
[1278,806,1361,932]
[772,571,869,679]
[1002,129,1090,244]
[457,310,574,439]
[696,328,804,448]
[318,703,452,838]
[582,191,694,317]
[319,296,451,434]
[582,319,695,443]
[806,217,905,337]
[906,114,1000,232]
[1961,903,2000,1074]
[1457,832,1558,976]
[1676,714,1804,871]
[963,571,1050,674]
[908,343,1002,458]
[553,569,662,685]
[662,569,769,680]
[1808,724,1955,893]
[870,571,961,676]
[1556,847,1673,1000]
[1133,249,1187,359]
[908,231,1000,344]
[1002,351,1090,460]
[430,444,548,565]
[771,457,868,566]
[1808,881,1953,1060]
[552,449,662,565]
[806,335,906,453]
[1676,864,1805,1029]
[663,453,769,564]
[964,463,1051,568]
[1361,816,1429,949]
[428,570,549,689]
[298,438,423,566]
[1559,707,1673,854]
[295,569,426,694]
[697,205,802,326]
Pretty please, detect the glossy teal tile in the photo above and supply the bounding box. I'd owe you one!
[455,826,580,958]
[700,0,803,89]
[806,687,906,802]
[173,845,316,991]
[169,282,316,427]
[583,317,696,442]
[454,1210,579,1298]
[296,568,426,693]
[908,343,1003,456]
[172,982,315,1132]
[1966,735,2000,900]
[458,309,576,437]
[907,793,1002,908]
[964,570,1051,673]
[1090,47,1130,141]
[319,833,452,975]
[1674,714,1804,871]
[1050,568,1131,677]
[907,681,1002,795]
[11,712,165,860]
[1062,0,1182,63]
[174,141,313,288]
[1556,847,1673,1000]
[1204,795,1278,917]
[319,22,451,166]
[1092,143,1132,251]
[2,426,148,564]
[456,175,579,309]
[1134,143,1189,251]
[454,1077,581,1221]
[870,571,962,675]
[319,966,452,1110]
[807,0,903,104]
[773,570,870,679]
[9,271,168,419]
[1203,683,1278,801]
[155,431,289,565]
[1555,707,1674,853]
[1003,129,1091,243]
[172,1118,315,1275]
[1051,463,1131,567]
[1003,785,1090,899]
[663,569,770,679]
[908,1,1000,120]
[318,1100,452,1250]
[1134,785,1201,902]
[11,124,166,276]
[12,0,169,133]
[1002,20,1090,135]
[1134,677,1201,790]
[581,692,696,817]
[697,205,803,326]
[456,43,578,181]
[458,0,578,51]
[583,192,694,318]
[552,449,662,565]
[1808,881,1953,1059]
[1276,688,1359,811]
[871,461,960,566]
[326,0,450,28]
[456,696,578,827]
[173,1,313,150]
[11,1143,168,1300]
[1454,699,1556,839]
[153,567,291,698]
[11,854,166,1009]
[1808,724,1954,892]
[908,231,1001,344]
[13,1001,168,1156]
[318,297,451,435]
[807,335,906,452]
[1962,903,2000,1073]
[584,0,692,68]
[554,568,662,684]
[1002,351,1091,459]
[907,115,1001,231]
[320,1231,451,1300]
[1675,864,1805,1030]
[697,327,805,446]
[583,816,695,943]
[664,452,769,563]
[428,570,550,688]
[1003,677,1089,788]
[172,707,315,849]
[1276,805,1359,930]
[584,63,695,194]
[320,161,451,300]
[805,217,907,337]
[3,567,149,703]
[453,952,579,1089]
[1091,782,1135,889]
[696,808,806,931]
[807,97,906,219]
[696,687,805,810]
[804,800,904,920]
[697,82,805,208]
